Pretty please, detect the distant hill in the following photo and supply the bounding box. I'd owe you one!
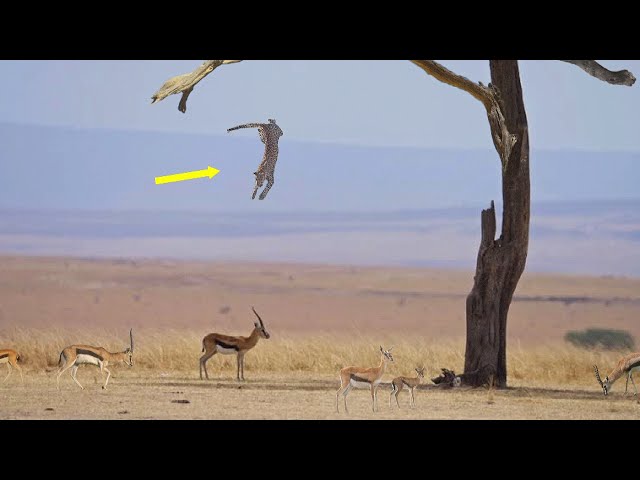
[0,122,639,212]
[1,200,639,276]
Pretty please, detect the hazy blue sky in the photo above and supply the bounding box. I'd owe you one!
[0,60,639,275]
[0,60,638,151]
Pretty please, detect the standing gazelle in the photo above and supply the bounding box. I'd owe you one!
[56,329,134,390]
[199,307,270,382]
[389,367,425,409]
[336,346,394,413]
[0,349,24,385]
[594,351,640,397]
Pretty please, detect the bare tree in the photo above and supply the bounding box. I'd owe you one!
[151,60,635,387]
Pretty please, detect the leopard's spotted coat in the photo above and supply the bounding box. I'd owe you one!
[228,119,284,200]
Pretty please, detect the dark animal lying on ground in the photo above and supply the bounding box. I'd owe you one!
[431,368,461,388]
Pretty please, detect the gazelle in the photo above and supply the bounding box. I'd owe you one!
[389,367,425,409]
[199,307,270,381]
[56,329,134,390]
[594,352,640,397]
[0,349,24,385]
[336,346,394,413]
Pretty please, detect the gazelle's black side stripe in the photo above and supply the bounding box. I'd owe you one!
[215,340,240,351]
[402,379,412,388]
[77,349,104,361]
[628,360,640,371]
[350,374,371,383]
[0,353,8,360]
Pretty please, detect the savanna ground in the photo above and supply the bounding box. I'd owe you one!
[1,255,640,419]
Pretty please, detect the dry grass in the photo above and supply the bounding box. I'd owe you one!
[0,327,630,388]
[1,327,636,420]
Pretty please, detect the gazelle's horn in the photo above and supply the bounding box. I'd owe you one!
[130,328,134,352]
[594,365,603,387]
[251,306,265,328]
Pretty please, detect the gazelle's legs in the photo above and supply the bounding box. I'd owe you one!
[95,369,104,386]
[13,361,23,384]
[102,366,112,390]
[410,388,415,408]
[3,363,12,383]
[625,374,630,395]
[236,354,241,381]
[630,373,638,396]
[370,384,376,412]
[391,383,403,408]
[394,384,402,408]
[336,378,351,413]
[70,365,84,390]
[199,351,216,380]
[374,385,380,411]
[343,384,351,414]
[336,378,352,413]
[57,360,75,390]
[239,353,245,381]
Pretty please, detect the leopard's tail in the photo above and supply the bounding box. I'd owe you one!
[227,123,263,132]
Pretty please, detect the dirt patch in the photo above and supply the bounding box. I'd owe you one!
[1,256,640,344]
[1,372,637,420]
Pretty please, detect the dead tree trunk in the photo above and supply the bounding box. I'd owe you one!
[464,61,530,388]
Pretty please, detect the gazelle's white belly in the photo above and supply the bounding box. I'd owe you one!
[0,356,8,364]
[76,354,101,366]
[350,380,370,388]
[349,378,381,388]
[629,365,640,375]
[216,346,238,355]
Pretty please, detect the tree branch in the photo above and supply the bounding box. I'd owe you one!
[151,60,635,117]
[151,60,242,113]
[410,60,491,107]
[561,60,636,86]
[411,60,517,171]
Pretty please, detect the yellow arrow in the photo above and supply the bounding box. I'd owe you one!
[155,166,220,185]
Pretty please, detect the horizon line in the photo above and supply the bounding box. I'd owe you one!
[3,120,640,156]
[1,197,640,216]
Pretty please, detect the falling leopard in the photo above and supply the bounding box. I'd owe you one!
[227,119,283,200]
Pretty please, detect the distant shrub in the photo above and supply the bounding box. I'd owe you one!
[565,328,635,351]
